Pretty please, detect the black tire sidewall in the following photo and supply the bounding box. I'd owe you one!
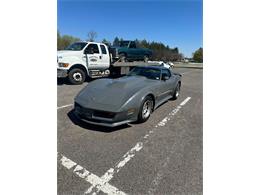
[144,55,149,62]
[137,96,153,123]
[68,68,86,85]
[172,83,180,100]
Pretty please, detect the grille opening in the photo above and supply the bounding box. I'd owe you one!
[75,102,116,119]
[93,110,116,119]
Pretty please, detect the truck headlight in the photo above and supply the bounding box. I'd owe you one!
[58,63,69,67]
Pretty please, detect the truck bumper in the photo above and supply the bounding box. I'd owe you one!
[57,68,68,78]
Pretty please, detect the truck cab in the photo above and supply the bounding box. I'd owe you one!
[57,42,111,84]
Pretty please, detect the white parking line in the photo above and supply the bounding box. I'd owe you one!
[58,154,126,195]
[85,97,191,194]
[57,104,73,110]
[180,96,191,106]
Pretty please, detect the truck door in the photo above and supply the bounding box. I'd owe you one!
[128,41,138,59]
[84,43,103,69]
[99,44,110,69]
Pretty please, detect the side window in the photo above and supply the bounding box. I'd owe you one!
[161,69,171,78]
[129,42,136,48]
[85,44,99,54]
[100,45,107,54]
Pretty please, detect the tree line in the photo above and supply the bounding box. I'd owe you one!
[192,47,203,63]
[57,31,202,62]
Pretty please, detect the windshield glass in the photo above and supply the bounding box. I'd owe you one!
[65,42,87,51]
[119,41,129,47]
[127,67,161,80]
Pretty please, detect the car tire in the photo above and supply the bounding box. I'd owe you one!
[144,55,149,62]
[137,96,154,123]
[68,68,86,85]
[119,53,126,62]
[172,83,180,100]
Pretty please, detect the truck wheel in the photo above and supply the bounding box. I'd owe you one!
[68,68,86,85]
[119,53,126,62]
[144,55,149,62]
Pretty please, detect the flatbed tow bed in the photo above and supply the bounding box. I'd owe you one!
[112,61,161,67]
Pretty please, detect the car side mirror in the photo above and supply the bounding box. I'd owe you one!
[162,75,169,81]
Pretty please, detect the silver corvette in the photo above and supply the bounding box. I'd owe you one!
[74,66,182,127]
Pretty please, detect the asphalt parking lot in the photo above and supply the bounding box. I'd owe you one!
[57,67,203,195]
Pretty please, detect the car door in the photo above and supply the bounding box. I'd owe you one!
[159,69,174,99]
[84,43,103,69]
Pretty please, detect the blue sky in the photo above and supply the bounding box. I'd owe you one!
[58,0,202,57]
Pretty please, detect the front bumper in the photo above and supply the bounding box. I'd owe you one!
[75,114,133,127]
[57,68,68,78]
[74,103,136,127]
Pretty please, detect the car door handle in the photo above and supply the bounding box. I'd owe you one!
[99,56,102,59]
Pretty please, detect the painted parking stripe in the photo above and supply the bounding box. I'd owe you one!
[180,96,191,106]
[85,97,191,194]
[57,104,73,110]
[58,153,126,195]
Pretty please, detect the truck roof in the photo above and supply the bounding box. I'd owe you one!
[74,41,107,45]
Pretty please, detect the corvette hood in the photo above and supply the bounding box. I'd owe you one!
[75,76,154,112]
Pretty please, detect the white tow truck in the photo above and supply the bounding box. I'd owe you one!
[57,41,160,84]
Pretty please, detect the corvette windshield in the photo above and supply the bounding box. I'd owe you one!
[65,42,87,51]
[128,67,161,80]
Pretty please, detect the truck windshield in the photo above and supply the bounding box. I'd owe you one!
[65,42,87,51]
[127,67,161,80]
[119,41,130,47]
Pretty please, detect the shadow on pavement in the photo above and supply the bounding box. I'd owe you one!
[57,78,70,85]
[57,78,92,86]
[67,109,131,133]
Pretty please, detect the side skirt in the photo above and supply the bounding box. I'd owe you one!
[153,95,173,110]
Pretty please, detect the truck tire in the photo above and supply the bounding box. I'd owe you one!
[144,55,149,62]
[68,68,86,85]
[119,53,126,62]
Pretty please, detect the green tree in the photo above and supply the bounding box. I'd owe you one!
[57,31,81,50]
[57,31,61,50]
[113,37,120,46]
[193,47,203,62]
[102,38,111,46]
[171,47,179,54]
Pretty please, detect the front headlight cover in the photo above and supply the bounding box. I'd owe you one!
[58,62,69,67]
